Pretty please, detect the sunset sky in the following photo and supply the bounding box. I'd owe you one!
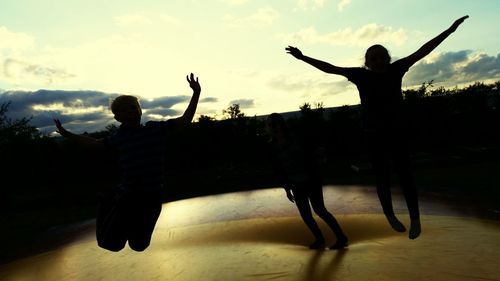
[1,0,499,133]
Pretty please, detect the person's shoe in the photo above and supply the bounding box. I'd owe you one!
[409,219,421,239]
[387,215,406,232]
[329,236,348,250]
[309,239,325,250]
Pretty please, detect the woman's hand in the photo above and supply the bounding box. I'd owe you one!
[449,15,469,33]
[286,46,304,60]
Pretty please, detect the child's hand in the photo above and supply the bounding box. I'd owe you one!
[186,73,201,93]
[286,46,304,60]
[53,119,68,136]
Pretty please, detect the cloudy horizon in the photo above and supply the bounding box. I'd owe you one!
[1,0,499,134]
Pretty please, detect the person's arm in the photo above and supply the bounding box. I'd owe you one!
[286,46,349,76]
[405,15,469,67]
[169,73,201,129]
[285,188,295,203]
[53,119,104,148]
[267,142,295,202]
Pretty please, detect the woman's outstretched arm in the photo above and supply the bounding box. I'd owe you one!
[286,46,349,76]
[405,15,469,67]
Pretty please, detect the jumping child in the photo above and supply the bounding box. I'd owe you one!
[286,16,468,239]
[266,113,348,250]
[54,73,201,251]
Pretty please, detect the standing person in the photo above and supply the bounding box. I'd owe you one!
[54,73,201,251]
[286,16,468,239]
[266,113,348,250]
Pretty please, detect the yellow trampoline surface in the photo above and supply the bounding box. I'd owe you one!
[1,186,499,281]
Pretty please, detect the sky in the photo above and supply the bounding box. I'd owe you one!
[1,0,499,134]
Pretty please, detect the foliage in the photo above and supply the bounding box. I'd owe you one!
[2,79,500,211]
[198,114,216,124]
[223,104,245,119]
[0,102,40,146]
[403,80,435,99]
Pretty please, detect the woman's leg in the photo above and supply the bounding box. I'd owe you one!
[394,152,419,219]
[293,188,325,249]
[369,132,406,232]
[373,150,396,217]
[393,143,421,239]
[308,185,348,249]
[308,186,346,237]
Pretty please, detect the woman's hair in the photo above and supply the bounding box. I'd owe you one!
[267,113,291,138]
[110,95,140,115]
[364,44,391,68]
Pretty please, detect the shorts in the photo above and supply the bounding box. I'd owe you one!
[96,188,162,252]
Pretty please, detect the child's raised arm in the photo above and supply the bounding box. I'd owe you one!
[54,119,104,148]
[170,73,201,128]
[405,15,469,67]
[285,46,349,76]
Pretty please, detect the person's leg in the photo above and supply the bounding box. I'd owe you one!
[370,133,406,232]
[128,192,163,252]
[96,191,127,252]
[293,188,325,249]
[393,143,421,239]
[308,185,348,249]
[373,151,395,216]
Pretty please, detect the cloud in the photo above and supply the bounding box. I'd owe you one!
[270,50,500,95]
[200,97,218,103]
[114,12,181,27]
[2,58,76,84]
[337,0,351,11]
[0,90,192,134]
[462,53,500,79]
[223,7,279,27]
[296,0,326,10]
[159,14,182,26]
[144,108,180,118]
[140,95,188,120]
[219,0,249,5]
[404,50,500,87]
[114,13,153,27]
[0,26,35,52]
[0,90,114,133]
[268,74,353,97]
[295,0,350,12]
[140,95,188,108]
[229,98,255,108]
[279,24,408,46]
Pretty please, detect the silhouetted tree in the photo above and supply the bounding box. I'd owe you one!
[198,114,216,124]
[299,102,324,118]
[0,102,39,146]
[403,80,434,100]
[223,104,245,119]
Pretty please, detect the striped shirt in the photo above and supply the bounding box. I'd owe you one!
[104,120,176,191]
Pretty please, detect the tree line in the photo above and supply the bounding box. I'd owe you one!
[1,80,499,208]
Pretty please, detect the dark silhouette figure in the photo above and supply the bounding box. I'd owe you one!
[53,73,201,251]
[266,113,348,250]
[286,16,469,239]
